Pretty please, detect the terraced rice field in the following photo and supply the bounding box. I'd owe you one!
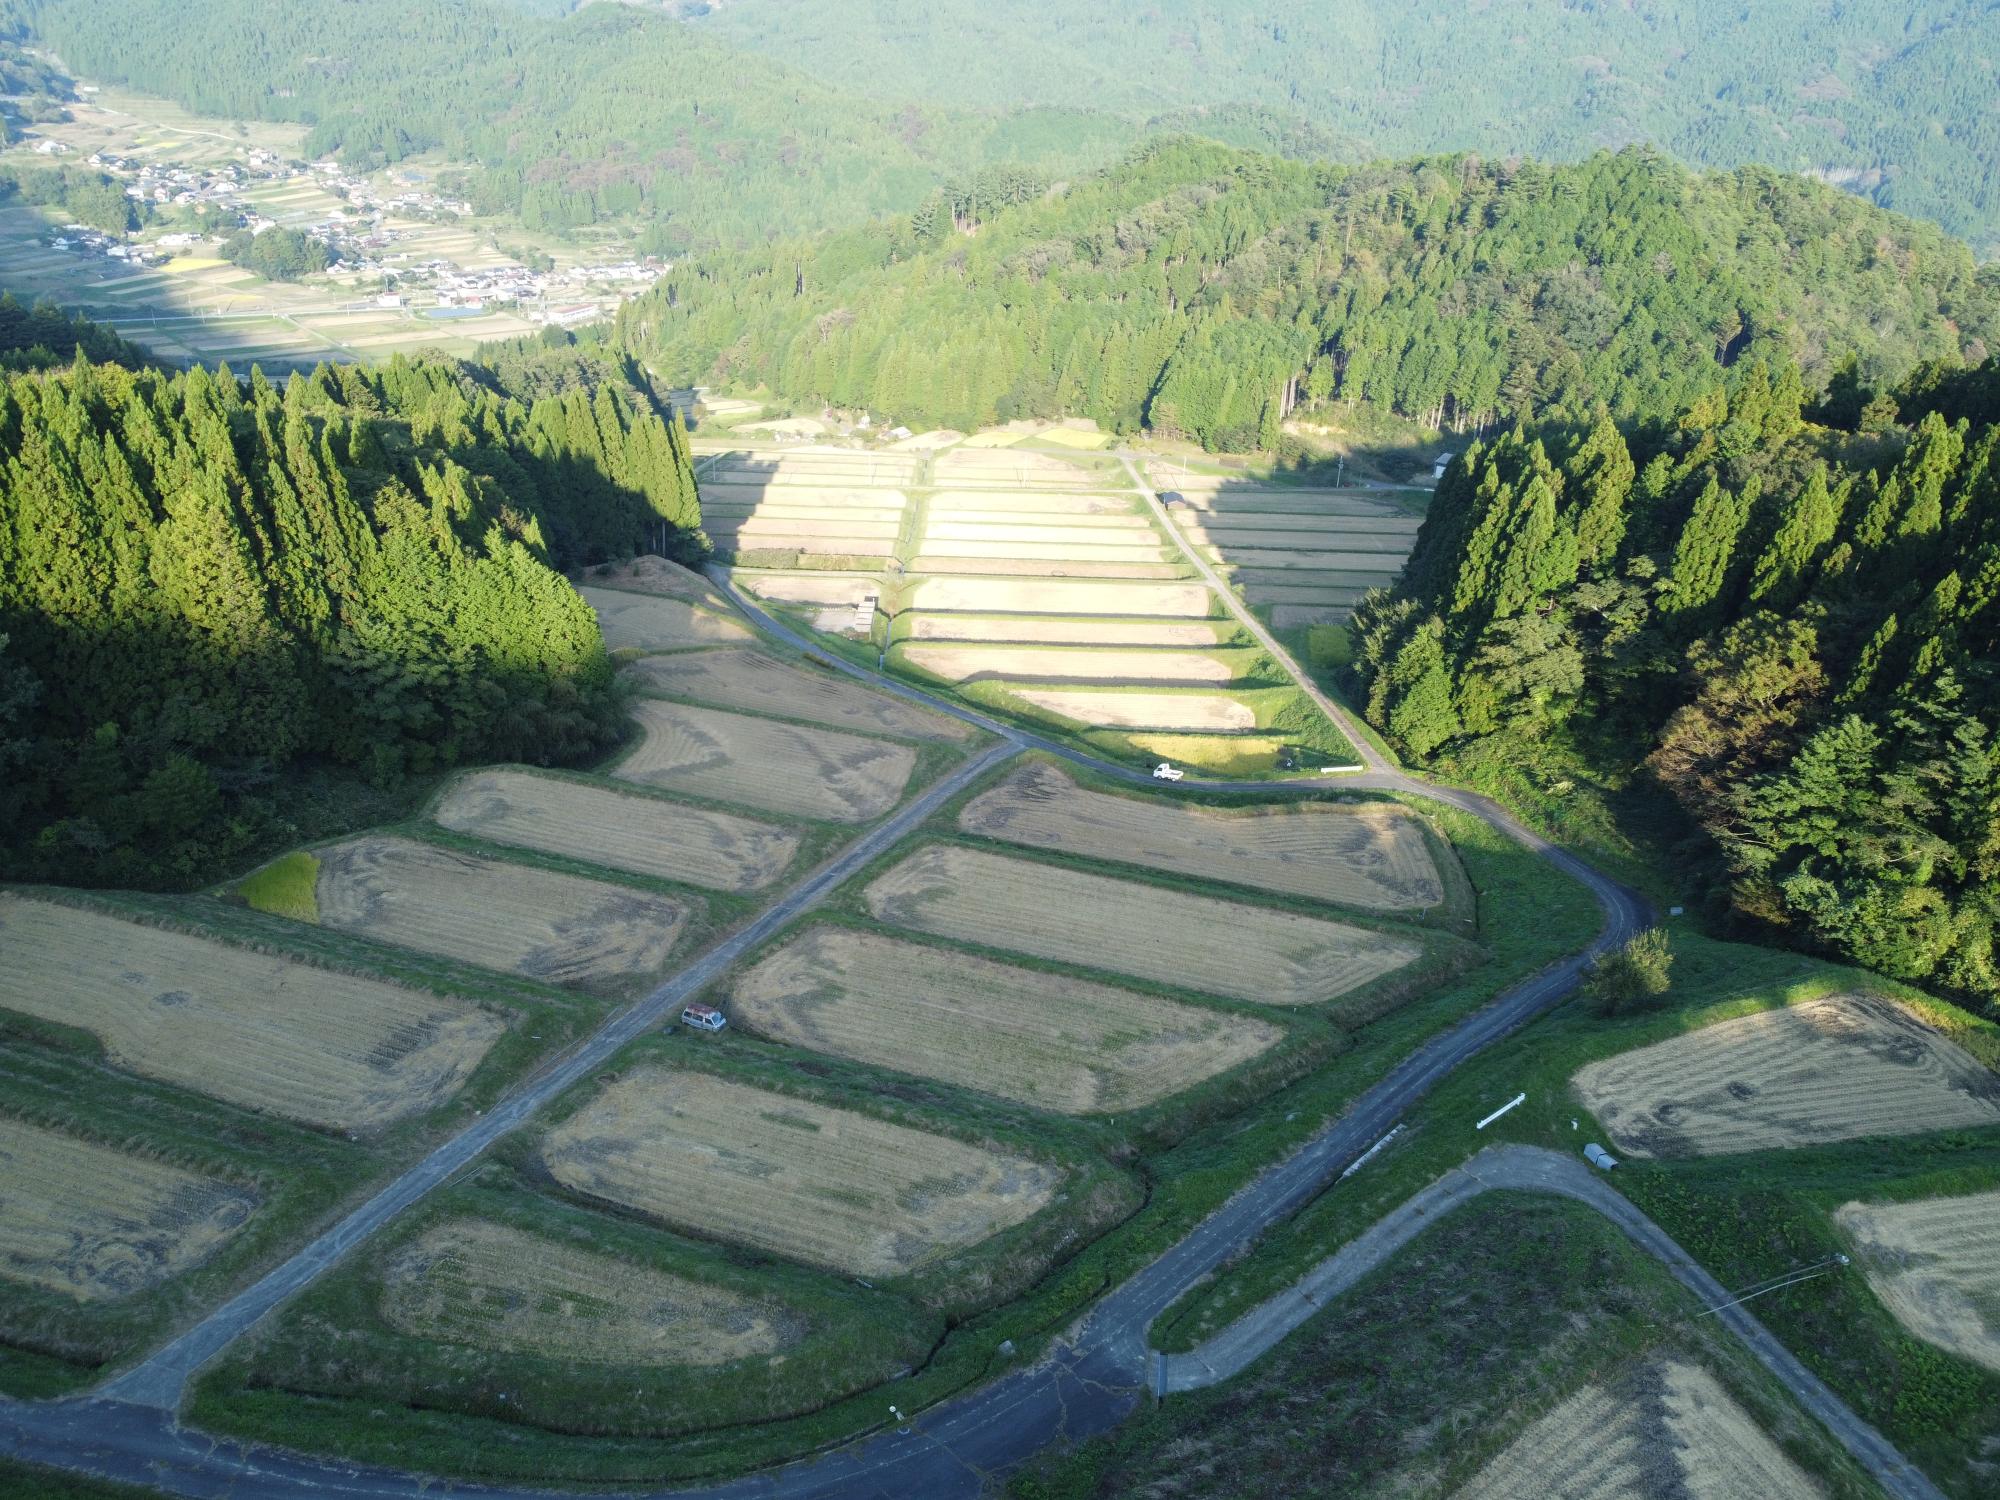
[309,836,688,991]
[866,845,1419,1005]
[909,578,1213,617]
[1573,994,2000,1158]
[625,647,968,740]
[730,928,1280,1113]
[741,574,880,608]
[1013,689,1256,731]
[581,586,751,649]
[927,491,1144,516]
[434,770,800,892]
[905,616,1227,647]
[1457,1359,1818,1500]
[0,895,504,1129]
[960,764,1444,909]
[933,449,1108,485]
[616,700,917,822]
[381,1220,797,1366]
[580,556,735,612]
[0,1118,257,1301]
[1835,1190,2000,1372]
[902,645,1241,685]
[541,1067,1061,1277]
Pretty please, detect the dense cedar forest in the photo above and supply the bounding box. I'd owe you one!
[0,345,704,887]
[1354,358,2000,1010]
[619,141,1998,451]
[698,0,2000,255]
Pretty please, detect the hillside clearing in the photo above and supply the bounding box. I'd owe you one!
[865,845,1420,1005]
[1835,1190,2000,1373]
[615,700,917,823]
[0,1118,257,1302]
[307,836,688,991]
[1572,993,2000,1157]
[729,928,1280,1113]
[433,769,800,891]
[541,1067,1060,1278]
[381,1219,798,1367]
[958,763,1443,909]
[0,895,503,1129]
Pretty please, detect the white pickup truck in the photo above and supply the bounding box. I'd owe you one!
[1151,762,1185,782]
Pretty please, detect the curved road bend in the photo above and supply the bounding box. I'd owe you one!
[0,538,1915,1497]
[1166,1146,1946,1500]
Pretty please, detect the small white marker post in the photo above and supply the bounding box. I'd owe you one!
[1475,1092,1526,1130]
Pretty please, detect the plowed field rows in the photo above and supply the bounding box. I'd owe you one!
[616,700,917,822]
[624,647,969,740]
[581,588,751,650]
[729,928,1279,1113]
[903,645,1239,684]
[1836,1190,2000,1372]
[910,579,1212,616]
[1014,689,1256,731]
[905,616,1224,646]
[1458,1359,1818,1500]
[960,763,1443,909]
[434,770,799,891]
[866,845,1419,1005]
[1573,994,2000,1157]
[541,1067,1060,1277]
[311,836,687,991]
[382,1220,797,1366]
[0,1117,257,1301]
[0,895,503,1128]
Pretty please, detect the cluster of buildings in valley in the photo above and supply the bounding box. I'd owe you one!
[25,132,668,321]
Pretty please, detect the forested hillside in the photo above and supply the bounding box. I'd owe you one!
[8,0,1129,248]
[620,141,1997,450]
[0,346,703,887]
[1353,357,2000,1010]
[697,0,2000,255]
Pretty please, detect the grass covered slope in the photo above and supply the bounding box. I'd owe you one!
[620,139,1996,447]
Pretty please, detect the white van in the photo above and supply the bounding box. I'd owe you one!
[681,1004,728,1032]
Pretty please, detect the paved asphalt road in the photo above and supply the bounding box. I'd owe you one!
[0,484,1933,1499]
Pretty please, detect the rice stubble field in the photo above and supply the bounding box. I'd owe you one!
[541,1067,1061,1278]
[1834,1189,2000,1374]
[580,586,752,650]
[0,1117,258,1302]
[433,769,801,892]
[1572,993,2000,1157]
[0,893,506,1130]
[625,647,969,740]
[865,845,1421,1006]
[728,928,1281,1113]
[959,763,1444,910]
[305,835,689,991]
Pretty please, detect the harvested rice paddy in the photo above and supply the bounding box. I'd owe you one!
[615,700,917,823]
[1457,1358,1819,1500]
[902,645,1241,685]
[433,769,800,892]
[581,587,751,650]
[579,556,735,612]
[904,616,1226,647]
[381,1219,797,1367]
[927,491,1139,515]
[1014,689,1257,731]
[1835,1190,2000,1373]
[625,647,969,740]
[865,845,1419,1005]
[959,763,1443,909]
[541,1067,1061,1277]
[729,928,1280,1113]
[909,579,1212,617]
[306,835,688,991]
[0,894,504,1129]
[1572,994,2000,1158]
[0,1118,257,1302]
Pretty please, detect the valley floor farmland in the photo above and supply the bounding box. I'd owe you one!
[865,843,1422,1005]
[540,1066,1062,1278]
[728,927,1282,1113]
[1572,992,2000,1157]
[0,893,504,1129]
